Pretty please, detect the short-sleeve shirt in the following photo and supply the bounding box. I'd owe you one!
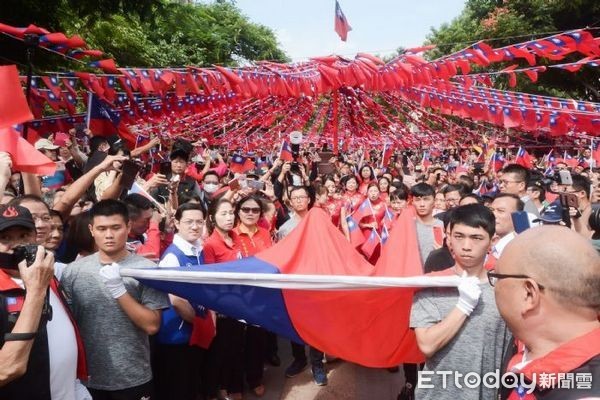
[60,252,169,391]
[415,219,444,265]
[203,230,241,263]
[410,281,510,400]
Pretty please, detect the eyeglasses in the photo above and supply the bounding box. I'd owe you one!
[487,270,545,289]
[240,207,261,214]
[180,219,204,227]
[290,195,308,201]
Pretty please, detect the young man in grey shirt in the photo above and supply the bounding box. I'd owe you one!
[410,183,444,265]
[61,199,169,399]
[410,204,510,400]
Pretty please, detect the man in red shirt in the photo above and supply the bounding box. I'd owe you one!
[493,226,600,399]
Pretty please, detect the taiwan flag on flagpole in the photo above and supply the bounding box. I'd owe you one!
[380,142,393,169]
[360,228,381,259]
[334,0,352,42]
[352,198,372,222]
[346,214,366,248]
[279,140,294,162]
[515,147,533,169]
[87,93,136,148]
[421,151,431,169]
[230,154,255,174]
[490,152,505,172]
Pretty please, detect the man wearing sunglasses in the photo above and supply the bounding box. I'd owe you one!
[493,226,600,399]
[410,204,510,400]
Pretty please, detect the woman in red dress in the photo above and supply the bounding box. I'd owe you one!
[232,194,273,397]
[357,183,387,263]
[378,176,391,205]
[358,164,375,195]
[321,176,343,226]
[358,183,386,236]
[340,175,364,213]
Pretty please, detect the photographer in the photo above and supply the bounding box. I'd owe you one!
[149,139,202,205]
[0,205,86,399]
[569,174,593,238]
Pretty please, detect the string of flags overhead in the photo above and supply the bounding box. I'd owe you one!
[0,20,599,155]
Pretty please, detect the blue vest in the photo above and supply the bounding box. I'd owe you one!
[156,243,204,345]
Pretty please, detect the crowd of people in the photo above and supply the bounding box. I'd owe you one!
[0,128,598,400]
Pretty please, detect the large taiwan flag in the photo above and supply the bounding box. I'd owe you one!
[122,209,460,367]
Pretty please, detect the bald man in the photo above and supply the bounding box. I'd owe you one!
[492,226,600,399]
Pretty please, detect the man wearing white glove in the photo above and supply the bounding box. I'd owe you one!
[409,204,511,400]
[61,200,169,400]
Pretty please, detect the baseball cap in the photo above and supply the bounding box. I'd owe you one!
[534,201,563,224]
[0,205,36,232]
[34,138,59,151]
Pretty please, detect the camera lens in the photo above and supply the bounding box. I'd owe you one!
[589,205,600,233]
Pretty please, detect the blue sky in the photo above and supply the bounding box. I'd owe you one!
[234,0,467,61]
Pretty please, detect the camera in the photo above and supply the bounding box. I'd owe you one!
[290,161,301,174]
[13,244,39,267]
[0,244,39,270]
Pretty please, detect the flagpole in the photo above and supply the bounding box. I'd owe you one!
[86,91,92,129]
[21,33,40,142]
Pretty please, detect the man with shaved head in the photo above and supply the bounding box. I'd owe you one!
[492,226,600,399]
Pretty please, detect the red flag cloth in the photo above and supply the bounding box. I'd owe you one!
[360,228,380,258]
[229,155,255,173]
[334,0,352,42]
[515,147,534,169]
[189,312,216,349]
[381,143,393,167]
[258,208,425,367]
[346,215,366,248]
[87,94,136,148]
[89,59,120,74]
[0,127,56,175]
[0,65,33,128]
[279,140,294,162]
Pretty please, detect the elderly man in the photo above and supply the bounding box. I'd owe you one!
[492,226,600,399]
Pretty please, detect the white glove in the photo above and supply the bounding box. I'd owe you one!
[99,263,127,299]
[456,273,482,316]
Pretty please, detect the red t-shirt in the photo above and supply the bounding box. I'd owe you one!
[203,230,240,263]
[232,225,273,258]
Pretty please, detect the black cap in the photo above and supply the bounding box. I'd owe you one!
[0,206,36,232]
[170,138,193,161]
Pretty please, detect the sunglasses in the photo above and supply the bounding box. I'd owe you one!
[240,207,261,214]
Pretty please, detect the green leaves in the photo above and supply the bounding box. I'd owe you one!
[425,0,600,101]
[0,0,288,70]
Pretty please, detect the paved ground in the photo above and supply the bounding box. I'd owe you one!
[247,338,405,400]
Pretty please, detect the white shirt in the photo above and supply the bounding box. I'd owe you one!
[492,231,516,259]
[159,234,203,268]
[12,277,79,400]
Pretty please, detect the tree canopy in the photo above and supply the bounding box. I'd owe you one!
[0,0,289,71]
[424,0,600,101]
